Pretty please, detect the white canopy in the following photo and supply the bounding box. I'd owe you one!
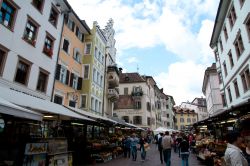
[0,96,42,121]
[154,127,168,132]
[0,86,94,122]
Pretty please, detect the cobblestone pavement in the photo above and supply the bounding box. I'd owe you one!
[91,144,206,166]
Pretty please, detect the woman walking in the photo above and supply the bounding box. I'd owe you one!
[140,136,148,162]
[179,135,190,166]
[130,134,139,161]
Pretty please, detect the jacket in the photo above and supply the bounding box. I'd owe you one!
[224,143,248,166]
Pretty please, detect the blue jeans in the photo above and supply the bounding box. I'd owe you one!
[181,153,189,166]
[163,149,171,166]
[131,146,137,161]
[141,146,146,160]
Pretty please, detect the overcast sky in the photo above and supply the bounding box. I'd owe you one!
[68,0,220,105]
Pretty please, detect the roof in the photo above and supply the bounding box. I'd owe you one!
[119,73,146,83]
[209,0,231,48]
[0,86,93,121]
[174,107,196,114]
[202,63,217,94]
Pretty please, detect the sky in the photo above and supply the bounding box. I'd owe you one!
[67,0,220,105]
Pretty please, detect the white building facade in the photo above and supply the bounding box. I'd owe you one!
[0,0,67,100]
[202,63,224,115]
[210,0,250,108]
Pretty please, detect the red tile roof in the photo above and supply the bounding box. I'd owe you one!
[119,73,146,83]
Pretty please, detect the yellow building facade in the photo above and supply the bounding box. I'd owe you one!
[174,107,198,130]
[53,12,91,109]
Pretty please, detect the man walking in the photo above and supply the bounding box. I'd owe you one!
[130,133,139,161]
[158,133,164,164]
[162,131,172,166]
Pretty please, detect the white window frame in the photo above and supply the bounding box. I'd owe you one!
[83,64,90,79]
[84,42,92,55]
[80,94,87,108]
[72,73,78,89]
[73,48,81,63]
[59,65,67,84]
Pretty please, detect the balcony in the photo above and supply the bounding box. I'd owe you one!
[107,65,120,88]
[108,88,119,101]
[131,89,143,99]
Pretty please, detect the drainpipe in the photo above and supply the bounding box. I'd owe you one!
[102,49,108,117]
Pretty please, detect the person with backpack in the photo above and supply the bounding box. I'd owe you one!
[158,133,164,164]
[179,135,190,166]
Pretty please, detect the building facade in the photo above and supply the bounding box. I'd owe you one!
[174,107,198,131]
[0,0,67,100]
[202,63,224,116]
[210,0,250,108]
[81,21,106,115]
[53,8,91,109]
[166,95,175,129]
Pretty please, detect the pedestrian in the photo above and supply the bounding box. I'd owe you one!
[224,131,248,166]
[176,133,183,157]
[162,131,172,166]
[123,136,131,158]
[158,133,164,164]
[130,133,139,161]
[140,136,148,162]
[243,137,250,166]
[180,135,190,166]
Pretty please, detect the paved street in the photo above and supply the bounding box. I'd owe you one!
[92,144,206,166]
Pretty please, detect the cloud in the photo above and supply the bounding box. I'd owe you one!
[127,57,138,63]
[154,61,206,105]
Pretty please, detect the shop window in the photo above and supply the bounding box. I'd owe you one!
[133,116,142,125]
[62,38,70,54]
[234,32,245,58]
[14,59,31,85]
[32,0,44,12]
[69,100,76,108]
[0,0,19,30]
[36,69,49,93]
[48,5,59,27]
[122,116,129,123]
[66,19,75,32]
[43,32,55,57]
[234,80,240,98]
[241,68,250,92]
[0,46,8,76]
[87,125,92,139]
[54,95,63,105]
[223,26,228,41]
[83,65,89,79]
[23,16,39,46]
[228,5,237,28]
[227,87,232,103]
[223,61,228,77]
[228,50,234,68]
[80,95,87,108]
[84,43,91,54]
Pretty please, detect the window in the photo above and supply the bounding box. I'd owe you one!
[91,97,94,111]
[124,87,128,95]
[54,95,63,105]
[69,100,76,107]
[94,47,98,58]
[223,61,228,77]
[221,93,227,107]
[192,118,196,123]
[100,76,103,87]
[95,100,98,112]
[219,38,223,52]
[214,49,219,62]
[180,118,184,123]
[14,59,31,85]
[73,49,81,63]
[167,114,169,118]
[70,73,78,89]
[48,5,59,27]
[36,70,48,93]
[227,87,232,103]
[62,39,70,54]
[134,101,141,109]
[75,26,84,42]
[23,17,39,46]
[133,116,142,125]
[147,117,151,126]
[83,65,89,79]
[58,65,68,85]
[81,95,87,108]
[241,68,250,92]
[67,19,75,31]
[0,46,8,76]
[167,122,170,127]
[228,6,237,28]
[32,0,44,12]
[43,33,55,57]
[234,80,240,98]
[0,0,19,30]
[122,116,129,123]
[218,72,223,84]
[223,26,228,41]
[166,105,169,109]
[245,14,250,40]
[239,0,245,7]
[234,33,244,58]
[99,102,101,113]
[93,68,96,82]
[228,51,234,68]
[97,72,100,85]
[187,118,191,123]
[147,102,151,111]
[84,43,91,54]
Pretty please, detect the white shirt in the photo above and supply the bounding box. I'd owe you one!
[224,143,248,166]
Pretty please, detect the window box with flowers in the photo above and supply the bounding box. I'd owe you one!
[43,46,53,57]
